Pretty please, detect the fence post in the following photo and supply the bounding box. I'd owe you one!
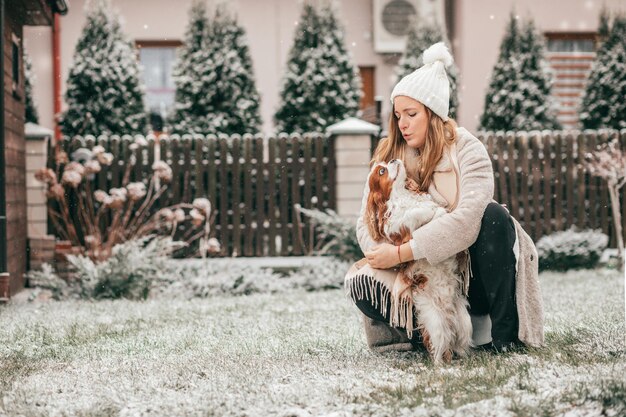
[25,123,56,271]
[326,117,380,218]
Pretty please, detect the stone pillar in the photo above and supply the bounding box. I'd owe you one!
[25,123,56,271]
[327,117,380,218]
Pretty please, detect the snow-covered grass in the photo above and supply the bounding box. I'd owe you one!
[0,268,624,416]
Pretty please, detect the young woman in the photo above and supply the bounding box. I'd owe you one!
[345,43,544,354]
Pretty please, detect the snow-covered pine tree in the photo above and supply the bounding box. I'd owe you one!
[316,3,362,128]
[274,2,361,134]
[579,15,626,129]
[274,2,322,134]
[394,20,459,119]
[479,14,523,131]
[480,15,559,131]
[60,0,147,137]
[170,2,262,135]
[205,5,262,135]
[598,8,610,39]
[515,20,561,130]
[169,0,213,134]
[24,48,39,124]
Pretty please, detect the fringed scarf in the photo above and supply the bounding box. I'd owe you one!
[344,253,472,339]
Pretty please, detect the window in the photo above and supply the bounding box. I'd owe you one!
[136,40,181,131]
[544,32,597,129]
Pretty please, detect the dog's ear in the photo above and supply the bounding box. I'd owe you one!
[365,190,385,241]
[365,164,393,241]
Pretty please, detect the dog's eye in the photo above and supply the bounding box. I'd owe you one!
[378,168,386,176]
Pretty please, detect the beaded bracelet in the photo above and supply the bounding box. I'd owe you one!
[397,245,402,263]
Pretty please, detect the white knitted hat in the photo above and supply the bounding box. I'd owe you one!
[390,42,453,121]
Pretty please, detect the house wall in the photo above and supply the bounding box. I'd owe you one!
[4,10,28,293]
[23,0,626,136]
[451,0,626,130]
[25,0,398,135]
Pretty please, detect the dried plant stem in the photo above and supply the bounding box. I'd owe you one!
[83,181,97,229]
[127,177,157,230]
[103,210,124,254]
[47,207,71,241]
[608,185,624,271]
[38,144,219,262]
[77,190,96,239]
[58,193,80,243]
[93,203,109,244]
[126,185,168,236]
[120,200,138,235]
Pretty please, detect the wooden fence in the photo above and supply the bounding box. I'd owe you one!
[371,130,626,247]
[52,129,626,256]
[52,133,336,256]
[480,130,626,247]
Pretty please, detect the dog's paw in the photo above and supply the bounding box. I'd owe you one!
[412,273,428,289]
[405,178,425,194]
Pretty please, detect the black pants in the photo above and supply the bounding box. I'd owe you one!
[352,202,519,347]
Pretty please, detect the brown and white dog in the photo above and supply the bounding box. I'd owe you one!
[365,159,473,363]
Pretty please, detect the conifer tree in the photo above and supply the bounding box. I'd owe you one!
[479,14,522,131]
[580,15,626,129]
[395,20,459,119]
[274,2,361,134]
[60,0,147,137]
[206,5,263,134]
[24,48,39,124]
[598,8,610,39]
[515,20,561,130]
[171,2,262,135]
[479,15,560,131]
[170,0,213,134]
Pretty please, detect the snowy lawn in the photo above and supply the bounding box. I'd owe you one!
[0,268,624,416]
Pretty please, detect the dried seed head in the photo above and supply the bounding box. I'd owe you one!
[84,160,102,174]
[97,152,114,166]
[55,151,69,165]
[94,190,109,203]
[61,170,82,188]
[65,161,85,176]
[192,198,211,216]
[126,182,147,201]
[34,168,57,184]
[174,208,185,223]
[46,183,65,200]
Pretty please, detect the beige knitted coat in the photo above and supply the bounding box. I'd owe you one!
[346,127,544,347]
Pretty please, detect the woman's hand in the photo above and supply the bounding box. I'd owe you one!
[365,243,399,269]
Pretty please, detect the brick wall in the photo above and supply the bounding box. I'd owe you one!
[4,16,27,294]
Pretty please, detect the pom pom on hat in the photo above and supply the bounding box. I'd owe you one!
[390,42,453,121]
[423,42,453,68]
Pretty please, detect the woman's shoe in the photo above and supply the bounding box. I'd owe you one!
[362,315,414,353]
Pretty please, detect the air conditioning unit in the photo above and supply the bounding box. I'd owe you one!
[373,0,447,54]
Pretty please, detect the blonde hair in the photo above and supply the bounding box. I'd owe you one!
[372,106,458,191]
